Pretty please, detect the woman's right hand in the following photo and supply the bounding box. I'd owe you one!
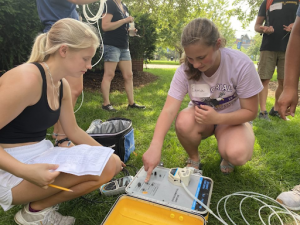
[142,146,161,182]
[21,163,60,189]
[125,16,134,23]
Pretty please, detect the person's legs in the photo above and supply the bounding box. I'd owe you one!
[175,107,214,168]
[215,122,254,173]
[118,48,145,109]
[270,51,285,116]
[12,154,122,223]
[118,60,134,105]
[257,51,276,120]
[259,79,270,112]
[52,75,83,147]
[101,62,118,106]
[274,78,284,110]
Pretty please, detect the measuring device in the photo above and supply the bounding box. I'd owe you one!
[100,176,133,196]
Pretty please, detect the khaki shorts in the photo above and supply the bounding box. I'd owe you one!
[258,51,285,80]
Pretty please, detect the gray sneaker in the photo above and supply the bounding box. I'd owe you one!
[258,111,270,121]
[276,185,300,211]
[14,204,75,225]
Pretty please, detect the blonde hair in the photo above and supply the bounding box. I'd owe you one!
[180,18,226,80]
[27,18,100,62]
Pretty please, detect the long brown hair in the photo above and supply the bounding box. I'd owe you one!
[180,18,226,80]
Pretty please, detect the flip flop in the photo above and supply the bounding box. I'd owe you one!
[186,158,202,170]
[220,158,234,175]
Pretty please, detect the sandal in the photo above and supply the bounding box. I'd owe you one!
[220,158,234,175]
[54,137,72,147]
[186,158,202,169]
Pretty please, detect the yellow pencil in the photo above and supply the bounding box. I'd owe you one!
[48,184,73,192]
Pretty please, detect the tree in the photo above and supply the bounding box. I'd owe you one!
[0,0,42,70]
[231,0,263,27]
[246,33,262,61]
[124,0,236,58]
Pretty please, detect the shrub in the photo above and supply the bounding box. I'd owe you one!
[0,0,42,71]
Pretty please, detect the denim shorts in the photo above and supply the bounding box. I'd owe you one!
[103,45,131,62]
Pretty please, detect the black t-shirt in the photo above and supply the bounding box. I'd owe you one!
[258,0,298,52]
[102,0,129,49]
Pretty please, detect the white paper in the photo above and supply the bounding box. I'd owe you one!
[191,84,211,97]
[27,145,114,176]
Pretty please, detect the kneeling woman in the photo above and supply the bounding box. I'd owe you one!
[0,18,123,224]
[142,18,263,181]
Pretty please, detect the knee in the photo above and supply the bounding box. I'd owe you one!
[100,154,122,184]
[223,147,252,166]
[71,85,83,99]
[175,114,194,136]
[123,72,133,81]
[103,72,115,82]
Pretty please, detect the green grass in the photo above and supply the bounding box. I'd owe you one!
[147,60,180,65]
[1,68,300,224]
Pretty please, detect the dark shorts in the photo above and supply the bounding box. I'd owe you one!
[103,45,131,62]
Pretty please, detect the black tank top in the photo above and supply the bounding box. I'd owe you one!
[0,62,63,143]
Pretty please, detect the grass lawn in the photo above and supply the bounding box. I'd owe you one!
[1,68,300,224]
[147,60,180,65]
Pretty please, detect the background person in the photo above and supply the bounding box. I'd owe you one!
[254,0,299,120]
[275,6,300,211]
[36,0,101,147]
[142,18,263,182]
[101,0,145,112]
[0,18,123,225]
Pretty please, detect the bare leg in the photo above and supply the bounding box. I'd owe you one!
[215,123,254,173]
[258,79,270,112]
[101,62,118,106]
[274,79,283,111]
[52,75,83,147]
[175,107,214,168]
[118,60,134,105]
[12,154,122,209]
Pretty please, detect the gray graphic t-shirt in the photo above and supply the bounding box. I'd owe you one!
[168,48,263,113]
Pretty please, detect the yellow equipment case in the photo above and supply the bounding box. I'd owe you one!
[101,166,213,225]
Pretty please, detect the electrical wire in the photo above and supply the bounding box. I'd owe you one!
[73,0,106,113]
[181,182,229,225]
[181,181,300,225]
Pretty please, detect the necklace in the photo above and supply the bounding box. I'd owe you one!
[43,62,59,108]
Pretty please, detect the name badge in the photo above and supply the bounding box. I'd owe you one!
[191,84,210,98]
[270,3,282,11]
[126,12,129,17]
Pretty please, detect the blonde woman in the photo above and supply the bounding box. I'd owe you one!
[143,18,263,181]
[0,18,123,225]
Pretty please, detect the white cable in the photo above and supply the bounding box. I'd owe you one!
[74,0,106,113]
[217,191,299,225]
[181,182,229,225]
[74,90,84,114]
[180,176,300,225]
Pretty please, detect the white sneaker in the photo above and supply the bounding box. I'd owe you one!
[276,185,300,211]
[14,204,76,225]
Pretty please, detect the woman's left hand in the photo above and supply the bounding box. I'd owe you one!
[194,104,219,124]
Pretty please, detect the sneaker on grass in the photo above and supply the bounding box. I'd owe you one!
[102,104,117,112]
[258,111,270,121]
[127,103,145,109]
[14,204,75,225]
[276,185,300,211]
[269,107,290,120]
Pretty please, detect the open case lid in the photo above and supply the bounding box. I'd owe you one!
[125,166,213,216]
[101,194,207,225]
